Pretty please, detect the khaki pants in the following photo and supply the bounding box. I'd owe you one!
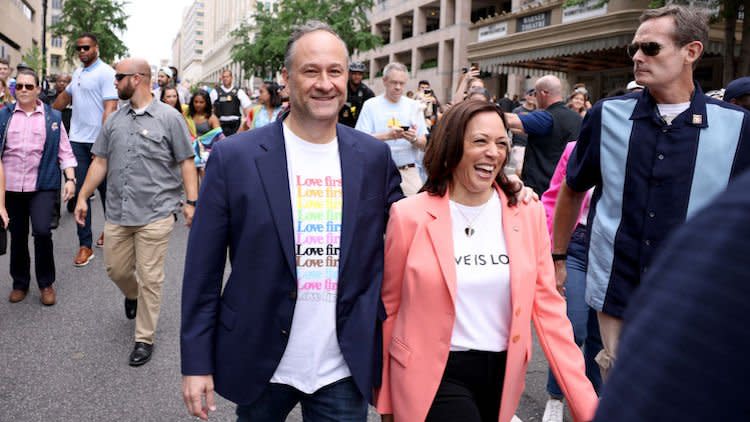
[595,311,623,381]
[399,165,423,197]
[104,216,175,344]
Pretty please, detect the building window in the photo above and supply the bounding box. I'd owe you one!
[196,31,203,35]
[51,54,61,68]
[51,36,63,48]
[51,14,62,25]
[197,11,204,16]
[52,0,63,9]
[11,0,34,21]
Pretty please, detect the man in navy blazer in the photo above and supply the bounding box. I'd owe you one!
[180,21,403,421]
[593,169,750,421]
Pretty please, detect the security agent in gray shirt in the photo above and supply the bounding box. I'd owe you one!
[74,58,198,367]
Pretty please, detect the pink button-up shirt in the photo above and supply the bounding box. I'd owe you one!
[2,100,77,192]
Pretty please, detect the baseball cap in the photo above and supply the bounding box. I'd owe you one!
[158,66,174,79]
[724,76,750,102]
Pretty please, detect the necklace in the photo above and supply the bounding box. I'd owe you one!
[452,197,492,237]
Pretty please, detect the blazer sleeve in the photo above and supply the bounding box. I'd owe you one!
[180,142,231,375]
[374,203,410,414]
[529,202,598,421]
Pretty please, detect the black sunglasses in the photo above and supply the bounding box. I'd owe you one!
[76,45,92,52]
[627,42,663,58]
[15,84,37,91]
[114,72,143,81]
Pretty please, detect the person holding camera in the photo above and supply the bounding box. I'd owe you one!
[339,61,374,128]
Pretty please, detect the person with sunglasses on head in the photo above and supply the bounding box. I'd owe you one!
[53,32,117,266]
[0,69,77,306]
[74,58,197,367]
[552,5,750,384]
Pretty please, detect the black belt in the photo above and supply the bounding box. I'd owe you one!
[397,163,416,170]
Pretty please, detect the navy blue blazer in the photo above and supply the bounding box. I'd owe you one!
[180,120,403,405]
[593,169,750,421]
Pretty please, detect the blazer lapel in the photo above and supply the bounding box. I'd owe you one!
[337,126,363,274]
[425,193,458,307]
[498,189,524,310]
[255,122,296,279]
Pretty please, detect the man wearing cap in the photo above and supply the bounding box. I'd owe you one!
[552,5,750,382]
[153,67,174,100]
[209,69,252,137]
[724,76,750,111]
[339,61,374,127]
[53,32,117,267]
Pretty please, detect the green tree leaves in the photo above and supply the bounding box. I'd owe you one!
[50,0,129,64]
[230,0,382,78]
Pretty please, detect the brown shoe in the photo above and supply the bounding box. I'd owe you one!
[40,286,56,306]
[96,232,104,248]
[74,246,95,267]
[8,289,27,303]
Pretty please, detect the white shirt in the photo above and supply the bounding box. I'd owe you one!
[355,95,427,167]
[449,193,511,352]
[209,84,252,117]
[657,102,690,125]
[66,59,118,143]
[270,122,351,392]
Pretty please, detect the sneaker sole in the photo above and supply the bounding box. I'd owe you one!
[73,253,95,267]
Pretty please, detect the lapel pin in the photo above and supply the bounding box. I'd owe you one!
[51,122,59,131]
[692,114,702,125]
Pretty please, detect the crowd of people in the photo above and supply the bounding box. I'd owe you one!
[2,4,750,422]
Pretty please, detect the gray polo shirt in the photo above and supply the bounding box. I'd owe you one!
[93,97,194,226]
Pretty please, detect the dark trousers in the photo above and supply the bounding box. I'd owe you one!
[220,120,241,137]
[71,141,106,248]
[426,350,507,422]
[6,190,58,290]
[235,377,367,422]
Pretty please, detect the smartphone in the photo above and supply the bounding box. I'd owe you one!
[400,126,411,131]
[461,67,468,74]
[424,89,432,95]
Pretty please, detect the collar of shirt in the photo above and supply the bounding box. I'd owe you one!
[12,99,44,116]
[124,96,160,117]
[82,58,102,72]
[630,81,708,129]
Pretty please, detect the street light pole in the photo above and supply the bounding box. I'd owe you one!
[42,0,49,82]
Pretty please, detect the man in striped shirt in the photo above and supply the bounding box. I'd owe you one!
[552,5,750,380]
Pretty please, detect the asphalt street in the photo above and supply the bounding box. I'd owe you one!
[0,197,574,422]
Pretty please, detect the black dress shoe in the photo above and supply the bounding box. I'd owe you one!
[129,342,153,367]
[124,298,137,319]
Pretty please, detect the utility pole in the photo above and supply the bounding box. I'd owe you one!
[41,0,49,83]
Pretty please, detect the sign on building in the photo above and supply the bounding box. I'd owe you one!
[518,12,550,32]
[478,22,508,42]
[562,0,608,24]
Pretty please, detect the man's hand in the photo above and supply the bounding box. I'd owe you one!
[554,260,567,296]
[62,181,76,202]
[403,127,417,143]
[182,375,216,421]
[74,198,88,226]
[183,204,195,227]
[507,174,539,204]
[387,127,404,140]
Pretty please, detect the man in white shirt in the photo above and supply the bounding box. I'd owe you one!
[356,62,427,196]
[209,69,252,136]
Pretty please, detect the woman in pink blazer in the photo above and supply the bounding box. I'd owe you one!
[375,100,597,422]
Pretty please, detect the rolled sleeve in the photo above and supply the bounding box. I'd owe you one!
[169,114,195,162]
[57,124,77,169]
[519,110,553,136]
[237,89,252,110]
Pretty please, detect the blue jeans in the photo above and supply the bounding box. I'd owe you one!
[546,225,603,398]
[71,142,107,248]
[235,377,368,422]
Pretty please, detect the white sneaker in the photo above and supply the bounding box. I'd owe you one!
[542,398,564,422]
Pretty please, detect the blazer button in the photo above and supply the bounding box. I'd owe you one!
[513,226,520,232]
[281,329,289,336]
[515,308,521,317]
[512,334,520,343]
[289,290,297,300]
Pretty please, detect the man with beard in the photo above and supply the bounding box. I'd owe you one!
[53,33,117,265]
[74,58,197,367]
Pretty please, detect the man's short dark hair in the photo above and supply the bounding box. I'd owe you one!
[640,5,709,51]
[419,80,430,86]
[77,32,99,45]
[0,58,9,67]
[283,20,348,72]
[16,68,39,86]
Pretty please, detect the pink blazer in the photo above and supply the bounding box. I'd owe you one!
[375,188,598,422]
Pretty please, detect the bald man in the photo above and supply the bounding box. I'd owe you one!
[75,58,198,367]
[505,75,582,195]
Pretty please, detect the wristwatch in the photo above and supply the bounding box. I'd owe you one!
[64,175,77,184]
[185,199,197,207]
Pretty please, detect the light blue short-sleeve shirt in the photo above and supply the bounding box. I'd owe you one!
[66,59,118,143]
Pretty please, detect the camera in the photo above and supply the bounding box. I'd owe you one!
[424,89,432,95]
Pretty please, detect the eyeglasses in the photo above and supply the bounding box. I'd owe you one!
[76,45,92,52]
[114,73,143,81]
[15,84,36,91]
[627,42,663,58]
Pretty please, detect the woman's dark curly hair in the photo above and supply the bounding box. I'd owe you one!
[421,99,519,206]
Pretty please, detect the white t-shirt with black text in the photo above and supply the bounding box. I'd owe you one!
[270,123,351,392]
[449,193,512,352]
